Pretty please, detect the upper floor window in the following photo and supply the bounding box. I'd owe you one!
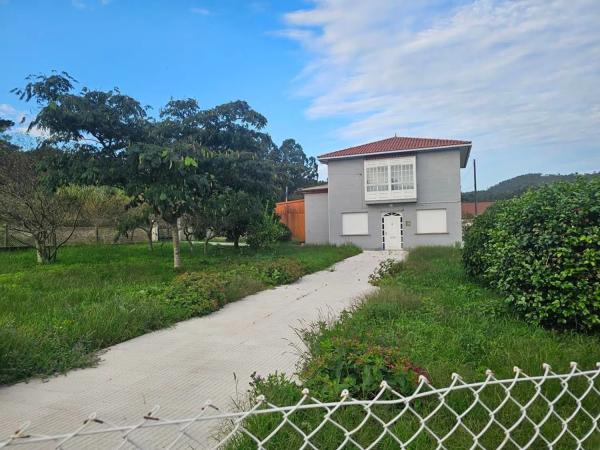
[364,156,416,201]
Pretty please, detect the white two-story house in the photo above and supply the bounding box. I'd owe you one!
[301,136,472,250]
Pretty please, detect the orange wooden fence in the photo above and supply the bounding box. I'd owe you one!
[275,199,305,241]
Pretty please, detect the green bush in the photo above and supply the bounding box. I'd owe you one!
[302,336,426,399]
[463,177,600,330]
[253,258,305,286]
[276,222,292,242]
[462,203,502,278]
[247,210,284,249]
[160,271,229,317]
[368,258,405,285]
[156,258,307,317]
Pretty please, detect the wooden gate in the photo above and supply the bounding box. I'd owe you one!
[275,199,305,241]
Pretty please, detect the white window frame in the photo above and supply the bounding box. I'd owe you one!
[416,209,448,234]
[364,156,416,202]
[342,212,369,235]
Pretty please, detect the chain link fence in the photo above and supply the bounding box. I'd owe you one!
[1,362,598,449]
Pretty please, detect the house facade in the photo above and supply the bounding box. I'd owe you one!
[302,136,472,250]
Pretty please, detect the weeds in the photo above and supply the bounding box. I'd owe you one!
[0,242,360,384]
[227,247,600,449]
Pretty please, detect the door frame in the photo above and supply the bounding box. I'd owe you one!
[381,212,403,250]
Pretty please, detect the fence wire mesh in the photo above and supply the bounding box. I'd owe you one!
[1,362,599,450]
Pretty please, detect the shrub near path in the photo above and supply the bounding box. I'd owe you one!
[463,177,600,330]
[230,247,600,449]
[0,242,360,385]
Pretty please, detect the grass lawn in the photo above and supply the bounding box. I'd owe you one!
[0,241,360,385]
[230,247,600,449]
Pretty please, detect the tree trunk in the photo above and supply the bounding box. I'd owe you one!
[35,241,51,264]
[146,229,153,251]
[234,235,240,249]
[171,222,181,269]
[95,225,100,243]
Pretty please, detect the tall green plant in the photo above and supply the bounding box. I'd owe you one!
[463,177,600,330]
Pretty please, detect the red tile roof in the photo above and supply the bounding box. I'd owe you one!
[318,136,471,160]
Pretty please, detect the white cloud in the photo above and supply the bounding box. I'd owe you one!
[190,7,210,15]
[0,103,26,125]
[0,103,49,141]
[71,0,86,9]
[282,0,600,160]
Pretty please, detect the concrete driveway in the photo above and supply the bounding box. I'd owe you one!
[0,250,405,447]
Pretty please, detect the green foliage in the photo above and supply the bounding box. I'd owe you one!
[115,203,155,241]
[0,147,84,263]
[157,259,305,317]
[269,138,319,200]
[0,242,359,384]
[276,221,292,242]
[231,247,600,450]
[246,209,287,249]
[368,258,405,285]
[462,172,600,202]
[302,335,424,399]
[463,178,600,330]
[160,271,228,317]
[0,118,14,136]
[254,258,305,285]
[461,203,501,277]
[61,185,129,227]
[217,189,263,246]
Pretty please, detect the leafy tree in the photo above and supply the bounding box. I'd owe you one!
[197,100,272,155]
[115,203,157,250]
[13,72,147,154]
[246,206,286,249]
[218,189,262,249]
[0,118,14,137]
[180,198,224,255]
[63,185,129,242]
[15,73,284,266]
[269,138,318,200]
[0,147,82,263]
[123,142,210,267]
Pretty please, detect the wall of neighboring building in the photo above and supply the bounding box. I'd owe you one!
[326,149,463,249]
[304,192,329,244]
[275,199,305,241]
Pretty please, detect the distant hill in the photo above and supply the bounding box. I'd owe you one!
[462,172,599,202]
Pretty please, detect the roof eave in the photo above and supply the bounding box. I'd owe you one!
[318,143,472,164]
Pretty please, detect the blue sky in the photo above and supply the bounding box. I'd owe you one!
[1,0,599,189]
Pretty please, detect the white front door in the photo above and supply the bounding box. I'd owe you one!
[383,214,403,250]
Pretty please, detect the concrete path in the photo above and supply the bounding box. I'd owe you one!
[0,250,404,448]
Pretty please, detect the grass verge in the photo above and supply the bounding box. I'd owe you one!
[228,247,600,449]
[0,242,360,385]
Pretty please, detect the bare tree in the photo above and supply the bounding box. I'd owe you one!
[0,146,82,263]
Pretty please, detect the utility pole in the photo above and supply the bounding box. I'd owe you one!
[473,159,478,216]
[285,185,288,202]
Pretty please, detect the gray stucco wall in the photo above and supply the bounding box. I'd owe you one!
[304,192,329,244]
[326,149,463,249]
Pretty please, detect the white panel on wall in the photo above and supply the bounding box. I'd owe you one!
[416,209,447,234]
[342,212,368,235]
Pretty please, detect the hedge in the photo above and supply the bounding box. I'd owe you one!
[463,177,600,330]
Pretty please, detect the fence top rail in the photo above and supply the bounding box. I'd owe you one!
[2,362,599,449]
